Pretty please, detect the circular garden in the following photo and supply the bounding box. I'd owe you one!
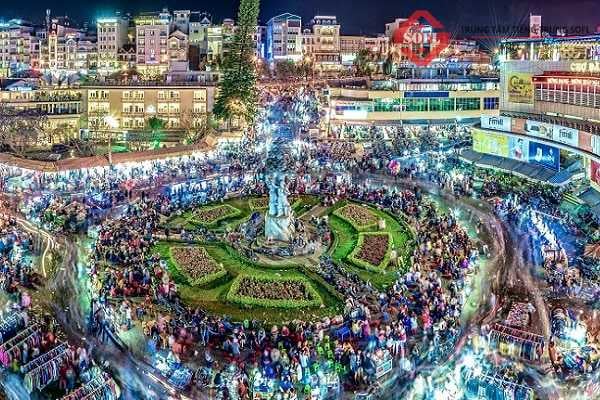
[157,195,413,323]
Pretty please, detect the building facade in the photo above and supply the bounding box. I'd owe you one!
[134,12,171,78]
[329,77,500,123]
[266,13,302,62]
[303,16,341,73]
[468,34,600,190]
[0,79,83,140]
[0,20,41,77]
[97,16,130,72]
[84,83,216,134]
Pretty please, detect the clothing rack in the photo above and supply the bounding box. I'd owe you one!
[23,348,71,393]
[0,323,38,352]
[0,324,40,367]
[80,376,117,400]
[489,323,544,361]
[62,373,117,400]
[21,342,67,374]
[0,312,26,344]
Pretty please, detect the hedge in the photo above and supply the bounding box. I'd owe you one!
[332,204,379,232]
[348,232,393,272]
[169,246,228,286]
[192,204,242,227]
[226,273,323,309]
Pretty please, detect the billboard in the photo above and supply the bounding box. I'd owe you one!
[579,131,593,153]
[472,129,509,157]
[525,120,554,140]
[507,72,534,104]
[552,126,579,147]
[592,136,600,156]
[508,137,529,162]
[529,15,542,38]
[591,160,600,186]
[481,116,512,132]
[529,141,560,171]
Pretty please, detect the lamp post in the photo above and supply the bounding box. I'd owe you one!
[104,115,119,165]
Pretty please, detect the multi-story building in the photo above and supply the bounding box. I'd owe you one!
[0,79,83,140]
[188,13,225,66]
[302,16,341,74]
[266,13,302,62]
[339,35,389,66]
[168,30,189,71]
[0,20,42,77]
[328,76,499,124]
[173,10,191,34]
[465,34,600,190]
[83,82,216,135]
[42,16,97,72]
[97,16,130,72]
[134,11,171,78]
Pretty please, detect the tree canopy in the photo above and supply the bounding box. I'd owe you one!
[213,0,260,127]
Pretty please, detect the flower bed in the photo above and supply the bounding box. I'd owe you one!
[193,204,241,226]
[249,197,269,210]
[348,232,392,272]
[170,246,227,286]
[333,204,379,231]
[226,274,322,309]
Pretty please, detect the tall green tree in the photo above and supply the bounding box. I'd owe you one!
[213,0,260,127]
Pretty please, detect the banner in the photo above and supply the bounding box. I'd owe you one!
[525,120,554,140]
[579,131,593,153]
[530,15,542,38]
[481,116,512,132]
[591,160,600,186]
[592,136,600,156]
[507,73,534,104]
[529,141,560,171]
[508,137,529,162]
[472,129,509,158]
[552,126,579,147]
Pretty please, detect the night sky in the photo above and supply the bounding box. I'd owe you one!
[1,0,598,37]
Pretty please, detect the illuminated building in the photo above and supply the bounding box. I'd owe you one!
[42,16,96,72]
[0,19,42,77]
[266,13,303,62]
[83,82,216,137]
[467,34,600,192]
[0,79,83,141]
[328,77,499,124]
[134,11,171,79]
[302,16,341,74]
[96,15,130,73]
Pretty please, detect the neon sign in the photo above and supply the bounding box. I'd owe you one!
[570,61,600,74]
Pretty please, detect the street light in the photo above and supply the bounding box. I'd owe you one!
[104,115,119,165]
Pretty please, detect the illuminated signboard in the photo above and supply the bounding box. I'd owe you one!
[472,128,509,158]
[481,116,512,132]
[534,76,600,88]
[529,141,560,171]
[570,62,600,74]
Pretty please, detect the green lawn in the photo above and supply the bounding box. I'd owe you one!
[327,200,414,290]
[153,240,342,324]
[155,196,415,320]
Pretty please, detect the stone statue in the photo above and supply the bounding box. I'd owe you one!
[267,174,291,217]
[265,172,294,241]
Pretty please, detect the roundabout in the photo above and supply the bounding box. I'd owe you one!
[150,193,414,324]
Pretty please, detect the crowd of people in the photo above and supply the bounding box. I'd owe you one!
[4,82,598,400]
